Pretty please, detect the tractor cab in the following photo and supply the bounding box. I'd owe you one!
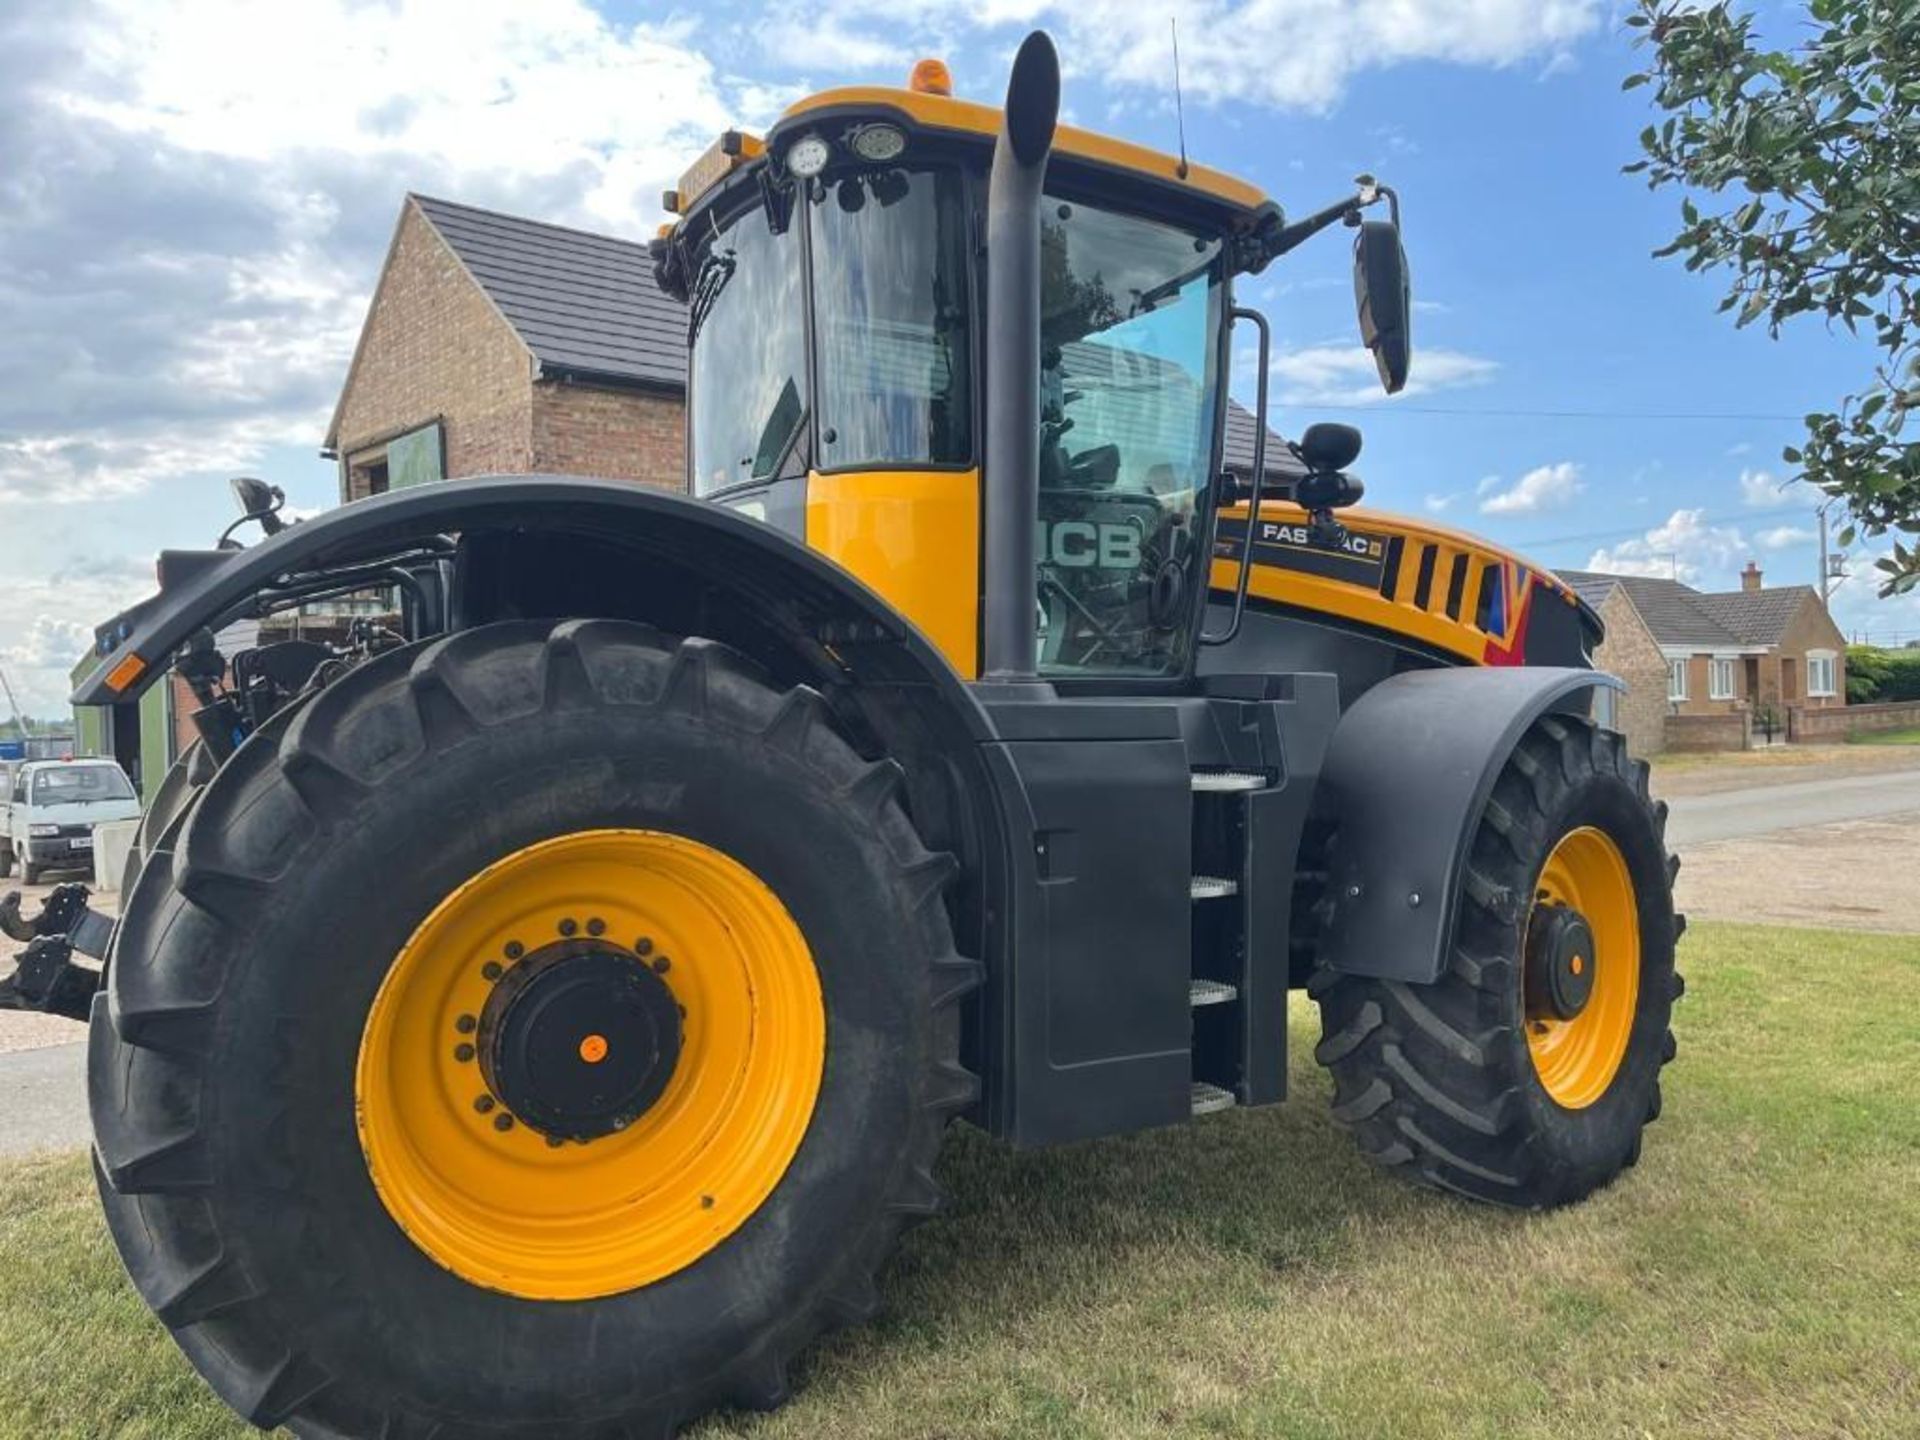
[653,53,1407,687]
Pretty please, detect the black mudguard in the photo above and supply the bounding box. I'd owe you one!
[72,475,983,735]
[1313,665,1622,985]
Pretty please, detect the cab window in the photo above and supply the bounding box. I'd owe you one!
[808,168,972,470]
[687,205,808,497]
[1035,198,1225,678]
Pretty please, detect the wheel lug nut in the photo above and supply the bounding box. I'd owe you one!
[455,1014,477,1034]
[635,937,654,956]
[559,918,578,937]
[474,1095,496,1114]
[494,1113,515,1132]
[454,1043,476,1063]
[505,941,524,960]
[652,956,671,974]
[587,917,606,937]
[546,1135,566,1149]
[482,961,504,982]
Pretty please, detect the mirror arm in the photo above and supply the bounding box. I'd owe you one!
[1259,177,1397,263]
[1201,305,1270,648]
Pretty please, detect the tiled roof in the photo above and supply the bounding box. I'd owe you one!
[396,194,1300,485]
[412,194,687,390]
[1554,570,1748,649]
[1222,400,1302,482]
[1694,585,1819,646]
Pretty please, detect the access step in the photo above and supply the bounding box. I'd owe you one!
[1190,770,1267,793]
[1189,979,1237,1007]
[1189,875,1239,900]
[1190,1081,1237,1115]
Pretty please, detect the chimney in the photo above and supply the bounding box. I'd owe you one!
[1741,561,1763,592]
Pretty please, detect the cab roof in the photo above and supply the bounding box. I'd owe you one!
[667,73,1273,238]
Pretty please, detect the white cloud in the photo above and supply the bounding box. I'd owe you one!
[777,0,1602,111]
[1480,461,1582,516]
[1740,468,1787,507]
[1423,492,1457,513]
[2,0,773,514]
[1756,525,1815,551]
[1269,345,1497,406]
[0,560,157,716]
[1586,508,1749,585]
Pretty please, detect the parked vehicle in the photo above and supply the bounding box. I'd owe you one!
[57,32,1681,1440]
[0,758,142,884]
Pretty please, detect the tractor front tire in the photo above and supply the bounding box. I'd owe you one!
[1311,716,1682,1209]
[89,620,978,1438]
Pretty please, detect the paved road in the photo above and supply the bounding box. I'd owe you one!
[1662,766,1920,847]
[0,1042,89,1158]
[4,765,1917,1156]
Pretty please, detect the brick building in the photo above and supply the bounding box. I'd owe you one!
[323,193,1292,500]
[1569,582,1669,758]
[324,195,688,499]
[1561,564,1846,751]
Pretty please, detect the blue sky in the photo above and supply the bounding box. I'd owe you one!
[1,0,1910,715]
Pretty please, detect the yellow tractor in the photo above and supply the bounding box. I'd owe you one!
[56,31,1681,1440]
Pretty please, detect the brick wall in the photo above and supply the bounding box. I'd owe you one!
[333,203,535,496]
[531,382,686,489]
[1774,594,1847,709]
[1668,652,1748,715]
[1592,587,1668,757]
[1788,697,1920,742]
[1665,710,1751,752]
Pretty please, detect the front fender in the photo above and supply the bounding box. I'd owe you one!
[1313,665,1622,984]
[73,476,986,741]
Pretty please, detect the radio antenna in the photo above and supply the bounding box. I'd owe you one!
[1170,17,1190,179]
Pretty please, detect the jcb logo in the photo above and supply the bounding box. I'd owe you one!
[1040,520,1141,570]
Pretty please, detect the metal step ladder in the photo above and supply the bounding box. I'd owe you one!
[1187,768,1269,1115]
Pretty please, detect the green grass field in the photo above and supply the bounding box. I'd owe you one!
[4,921,1917,1439]
[1849,726,1920,746]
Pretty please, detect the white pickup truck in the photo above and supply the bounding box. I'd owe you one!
[0,758,143,884]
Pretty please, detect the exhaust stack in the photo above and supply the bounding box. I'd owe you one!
[980,31,1059,683]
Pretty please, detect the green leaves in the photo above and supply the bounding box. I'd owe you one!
[1631,0,1920,596]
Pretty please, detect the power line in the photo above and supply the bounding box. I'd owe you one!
[1305,403,1805,423]
[1487,503,1813,552]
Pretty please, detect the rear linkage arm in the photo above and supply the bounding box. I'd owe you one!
[0,882,114,1021]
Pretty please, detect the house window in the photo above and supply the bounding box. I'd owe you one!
[1667,658,1688,702]
[1807,650,1837,698]
[1709,656,1736,701]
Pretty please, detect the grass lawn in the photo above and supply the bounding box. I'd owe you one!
[1849,726,1920,746]
[3,921,1917,1439]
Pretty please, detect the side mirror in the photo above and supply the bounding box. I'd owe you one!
[1353,219,1411,395]
[229,475,286,535]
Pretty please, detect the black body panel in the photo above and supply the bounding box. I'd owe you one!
[977,679,1334,1146]
[1314,666,1621,985]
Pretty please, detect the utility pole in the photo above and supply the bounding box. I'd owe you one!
[1817,499,1831,606]
[0,660,29,741]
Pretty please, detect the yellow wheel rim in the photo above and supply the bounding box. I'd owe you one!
[355,829,825,1301]
[1524,826,1639,1110]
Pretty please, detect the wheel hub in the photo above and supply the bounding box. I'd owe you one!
[1525,903,1596,1022]
[479,940,682,1142]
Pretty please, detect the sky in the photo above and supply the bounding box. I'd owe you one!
[1,0,1913,717]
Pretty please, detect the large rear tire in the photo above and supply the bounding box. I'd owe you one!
[89,620,979,1438]
[1311,716,1682,1208]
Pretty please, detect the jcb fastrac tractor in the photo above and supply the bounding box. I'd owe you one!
[46,32,1681,1440]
